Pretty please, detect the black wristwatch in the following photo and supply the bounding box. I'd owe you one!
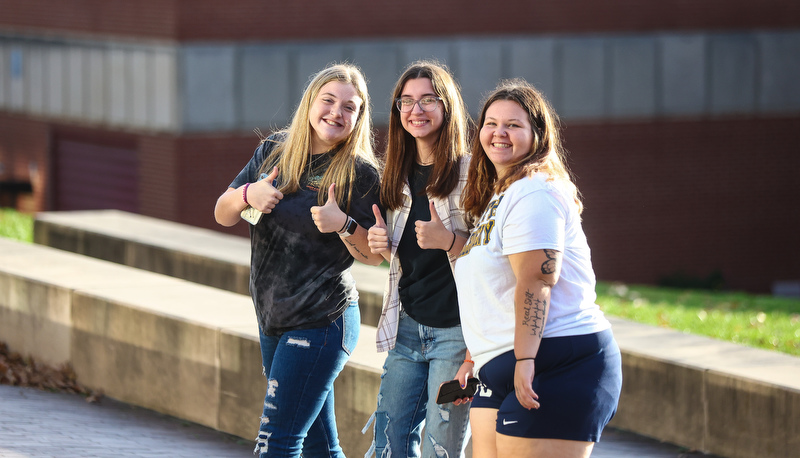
[338,216,358,238]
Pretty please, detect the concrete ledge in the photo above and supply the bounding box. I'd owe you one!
[0,237,383,456]
[608,319,800,457]
[27,210,800,458]
[33,209,386,326]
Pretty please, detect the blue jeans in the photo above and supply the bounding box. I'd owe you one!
[365,311,471,458]
[256,302,359,458]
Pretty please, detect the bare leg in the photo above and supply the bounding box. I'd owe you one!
[469,408,499,458]
[498,435,594,458]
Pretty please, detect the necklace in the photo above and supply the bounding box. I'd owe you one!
[417,154,434,166]
[309,152,328,170]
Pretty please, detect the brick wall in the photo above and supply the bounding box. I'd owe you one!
[0,114,50,212]
[155,116,799,293]
[567,116,800,293]
[0,0,178,39]
[2,115,798,292]
[2,0,799,41]
[173,134,261,233]
[139,135,179,221]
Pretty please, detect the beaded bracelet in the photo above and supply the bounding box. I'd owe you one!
[464,359,474,364]
[242,183,251,205]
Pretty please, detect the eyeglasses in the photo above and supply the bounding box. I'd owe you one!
[395,97,442,113]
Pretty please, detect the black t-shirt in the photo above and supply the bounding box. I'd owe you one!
[396,163,460,328]
[230,135,381,335]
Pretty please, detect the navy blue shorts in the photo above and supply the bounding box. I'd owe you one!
[472,329,622,442]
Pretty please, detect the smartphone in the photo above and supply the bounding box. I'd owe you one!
[240,173,275,225]
[240,205,263,225]
[435,377,480,404]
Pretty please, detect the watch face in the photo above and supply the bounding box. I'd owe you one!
[345,217,358,235]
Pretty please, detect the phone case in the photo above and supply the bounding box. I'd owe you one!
[240,205,263,225]
[435,377,480,404]
[240,173,274,225]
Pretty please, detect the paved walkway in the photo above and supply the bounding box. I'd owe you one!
[0,384,717,458]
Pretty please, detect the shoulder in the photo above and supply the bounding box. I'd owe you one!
[505,174,574,218]
[354,155,380,176]
[507,173,549,196]
[353,156,381,190]
[355,156,378,173]
[501,175,561,211]
[255,132,286,160]
[457,154,471,177]
[265,132,287,150]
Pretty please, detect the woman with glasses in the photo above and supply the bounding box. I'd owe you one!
[364,60,473,458]
[214,63,384,457]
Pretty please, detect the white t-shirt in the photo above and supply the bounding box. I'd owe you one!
[454,173,611,374]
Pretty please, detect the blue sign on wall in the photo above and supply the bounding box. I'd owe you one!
[11,49,23,79]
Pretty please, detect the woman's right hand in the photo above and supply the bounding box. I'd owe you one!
[247,167,283,214]
[367,204,390,254]
[452,361,475,406]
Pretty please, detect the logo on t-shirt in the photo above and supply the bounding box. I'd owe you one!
[459,195,503,257]
[306,174,323,192]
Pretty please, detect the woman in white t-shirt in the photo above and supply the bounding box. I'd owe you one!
[454,79,622,458]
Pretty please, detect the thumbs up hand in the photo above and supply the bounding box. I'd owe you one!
[310,183,348,233]
[367,204,390,254]
[249,167,283,214]
[415,201,452,250]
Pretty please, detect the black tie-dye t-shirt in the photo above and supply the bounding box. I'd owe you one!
[229,135,380,335]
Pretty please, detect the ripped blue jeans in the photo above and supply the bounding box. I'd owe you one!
[364,310,471,458]
[256,302,359,458]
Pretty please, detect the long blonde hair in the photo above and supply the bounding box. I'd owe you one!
[462,79,582,222]
[258,63,377,212]
[381,60,471,210]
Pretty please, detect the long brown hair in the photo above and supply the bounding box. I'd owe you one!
[257,63,377,212]
[462,79,581,223]
[381,60,470,210]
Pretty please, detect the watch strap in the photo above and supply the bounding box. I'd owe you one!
[339,216,357,237]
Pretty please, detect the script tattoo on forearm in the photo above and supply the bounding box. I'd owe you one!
[344,238,369,260]
[541,249,557,275]
[521,290,547,337]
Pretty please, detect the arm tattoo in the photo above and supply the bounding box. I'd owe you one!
[521,290,547,337]
[541,249,558,275]
[344,238,369,260]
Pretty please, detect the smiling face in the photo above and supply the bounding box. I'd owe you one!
[308,81,363,155]
[479,99,534,177]
[399,77,444,151]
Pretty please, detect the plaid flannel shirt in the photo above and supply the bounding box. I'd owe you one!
[375,156,471,352]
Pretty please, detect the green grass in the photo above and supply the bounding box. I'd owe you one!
[1,208,798,356]
[0,208,33,243]
[597,282,800,356]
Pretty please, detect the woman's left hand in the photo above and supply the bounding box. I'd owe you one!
[311,183,347,233]
[415,202,452,250]
[514,359,540,410]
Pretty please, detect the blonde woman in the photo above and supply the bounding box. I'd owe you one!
[455,80,622,458]
[365,61,473,458]
[214,63,383,457]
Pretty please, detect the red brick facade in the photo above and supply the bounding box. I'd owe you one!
[4,114,797,292]
[0,114,50,212]
[2,1,798,294]
[1,0,799,41]
[566,116,800,293]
